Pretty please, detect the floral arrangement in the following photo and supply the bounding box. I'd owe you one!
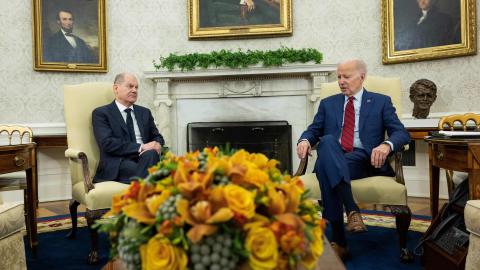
[97,147,325,270]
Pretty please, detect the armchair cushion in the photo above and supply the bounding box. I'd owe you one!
[0,202,24,239]
[300,173,407,206]
[72,181,129,210]
[465,200,480,270]
[0,200,26,270]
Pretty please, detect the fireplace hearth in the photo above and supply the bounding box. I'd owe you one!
[187,121,292,173]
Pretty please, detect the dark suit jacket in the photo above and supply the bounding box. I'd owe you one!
[92,101,164,182]
[300,89,410,174]
[396,7,457,50]
[43,30,96,63]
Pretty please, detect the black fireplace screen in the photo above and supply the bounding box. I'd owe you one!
[187,121,292,174]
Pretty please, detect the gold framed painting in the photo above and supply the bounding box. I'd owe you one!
[188,0,292,39]
[32,0,107,72]
[382,0,476,64]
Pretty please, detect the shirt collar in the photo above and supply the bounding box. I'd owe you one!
[61,29,73,36]
[115,100,133,112]
[345,88,364,102]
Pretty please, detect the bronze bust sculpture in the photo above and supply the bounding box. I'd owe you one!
[409,79,437,119]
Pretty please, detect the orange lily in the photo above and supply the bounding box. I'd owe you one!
[176,199,233,243]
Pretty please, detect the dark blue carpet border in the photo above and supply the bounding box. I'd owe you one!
[26,225,424,270]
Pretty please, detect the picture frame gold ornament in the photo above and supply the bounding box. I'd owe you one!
[188,0,292,39]
[32,0,107,72]
[382,0,476,64]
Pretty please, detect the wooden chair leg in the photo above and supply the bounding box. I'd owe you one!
[85,208,106,265]
[389,205,414,263]
[66,200,80,239]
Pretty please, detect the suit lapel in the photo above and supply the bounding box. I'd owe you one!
[133,105,146,142]
[108,101,128,134]
[335,94,345,129]
[359,90,374,133]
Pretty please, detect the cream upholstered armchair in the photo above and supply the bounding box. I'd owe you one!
[295,76,413,262]
[0,193,26,270]
[63,83,129,264]
[465,200,480,270]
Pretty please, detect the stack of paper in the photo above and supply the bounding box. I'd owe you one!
[438,131,480,137]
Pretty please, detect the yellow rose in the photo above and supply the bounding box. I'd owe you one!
[301,226,324,269]
[248,153,269,168]
[311,225,324,257]
[224,185,256,219]
[245,227,278,270]
[140,235,187,270]
[243,166,270,188]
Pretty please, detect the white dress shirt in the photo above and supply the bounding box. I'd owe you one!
[115,101,143,144]
[61,29,77,48]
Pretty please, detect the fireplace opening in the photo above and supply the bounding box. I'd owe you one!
[187,121,292,174]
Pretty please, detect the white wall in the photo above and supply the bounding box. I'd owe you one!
[1,0,476,202]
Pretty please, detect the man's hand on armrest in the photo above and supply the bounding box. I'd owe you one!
[140,141,161,155]
[296,140,311,159]
[371,143,392,168]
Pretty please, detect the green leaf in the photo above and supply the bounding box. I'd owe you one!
[153,48,323,71]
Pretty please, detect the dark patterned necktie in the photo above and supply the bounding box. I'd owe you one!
[341,96,355,152]
[124,108,136,143]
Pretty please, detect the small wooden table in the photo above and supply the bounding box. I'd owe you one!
[425,137,480,218]
[0,143,38,251]
[102,236,345,270]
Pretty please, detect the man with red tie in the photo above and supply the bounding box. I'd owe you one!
[297,59,410,259]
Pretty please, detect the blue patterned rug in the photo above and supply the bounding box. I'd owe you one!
[25,224,424,270]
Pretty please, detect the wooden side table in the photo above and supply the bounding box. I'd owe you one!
[425,137,480,218]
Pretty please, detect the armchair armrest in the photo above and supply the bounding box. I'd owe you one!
[65,149,86,159]
[392,144,409,185]
[65,148,95,193]
[294,143,409,185]
[294,156,309,177]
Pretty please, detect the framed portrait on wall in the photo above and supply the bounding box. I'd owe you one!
[382,0,476,64]
[188,0,292,39]
[33,0,107,72]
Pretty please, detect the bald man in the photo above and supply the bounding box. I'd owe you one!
[92,73,164,183]
[297,59,410,259]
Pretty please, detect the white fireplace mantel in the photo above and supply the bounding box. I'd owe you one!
[144,64,338,81]
[144,64,337,156]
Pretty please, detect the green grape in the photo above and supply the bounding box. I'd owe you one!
[201,256,211,265]
[210,264,220,270]
[212,243,222,253]
[194,264,206,270]
[220,258,229,267]
[223,238,232,247]
[210,252,220,263]
[200,244,210,255]
[221,248,230,257]
[191,254,201,263]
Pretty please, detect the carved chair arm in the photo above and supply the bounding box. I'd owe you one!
[393,149,406,185]
[294,156,309,177]
[65,148,95,193]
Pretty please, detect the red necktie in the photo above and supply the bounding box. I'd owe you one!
[341,96,355,152]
